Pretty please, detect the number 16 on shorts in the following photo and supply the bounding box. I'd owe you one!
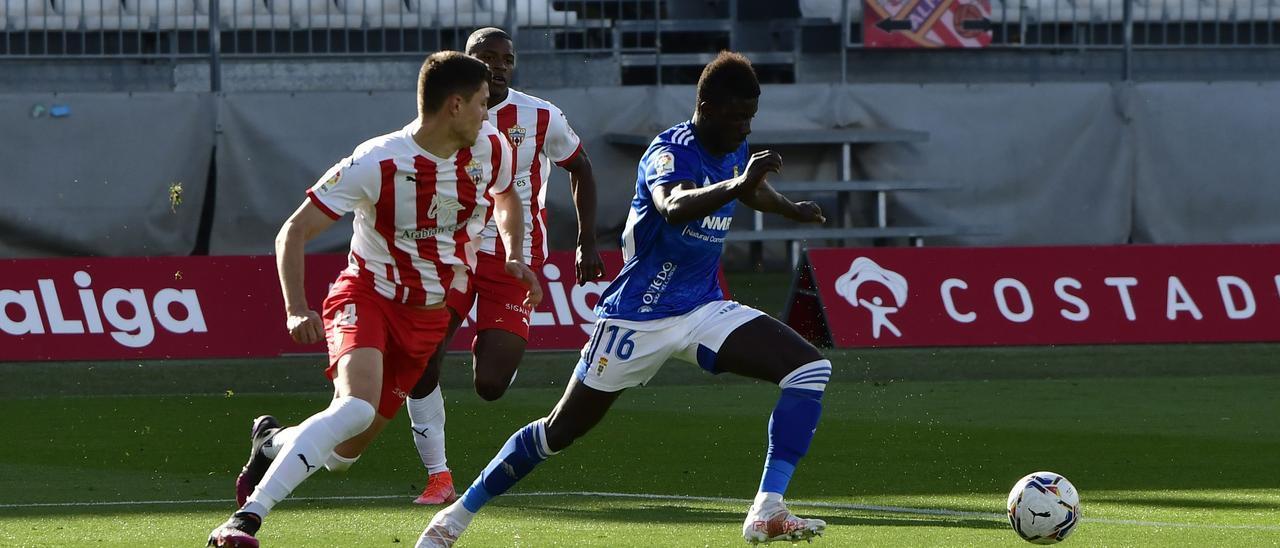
[582,322,636,378]
[602,325,636,360]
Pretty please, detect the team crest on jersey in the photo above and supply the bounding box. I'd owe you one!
[466,159,484,184]
[506,124,527,148]
[427,195,465,220]
[653,151,675,176]
[321,169,342,190]
[734,165,740,178]
[596,356,609,375]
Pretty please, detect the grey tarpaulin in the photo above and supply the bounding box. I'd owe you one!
[0,93,215,257]
[211,91,419,255]
[5,83,1280,257]
[1129,82,1280,243]
[834,83,1133,244]
[209,84,1135,251]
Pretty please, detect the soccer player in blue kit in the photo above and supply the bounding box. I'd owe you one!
[417,51,832,547]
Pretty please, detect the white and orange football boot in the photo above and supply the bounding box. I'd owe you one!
[742,493,826,544]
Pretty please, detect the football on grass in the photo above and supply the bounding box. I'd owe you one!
[1007,471,1080,544]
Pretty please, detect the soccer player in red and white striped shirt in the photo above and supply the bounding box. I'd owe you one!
[405,27,607,506]
[207,52,541,548]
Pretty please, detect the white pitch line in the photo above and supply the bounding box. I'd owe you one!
[0,495,405,509]
[1,491,1277,532]
[516,492,1280,531]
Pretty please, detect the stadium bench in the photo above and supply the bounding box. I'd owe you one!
[605,127,936,229]
[605,127,969,266]
[766,180,956,229]
[727,225,965,243]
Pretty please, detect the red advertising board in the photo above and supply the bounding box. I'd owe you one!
[790,245,1280,347]
[0,251,639,361]
[864,0,994,48]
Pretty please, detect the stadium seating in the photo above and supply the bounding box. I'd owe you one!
[60,0,152,30]
[274,0,361,29]
[8,0,80,30]
[798,0,863,23]
[1153,0,1233,21]
[509,0,576,26]
[129,0,207,30]
[420,0,503,27]
[205,0,291,29]
[339,0,434,28]
[988,0,1024,23]
[1228,0,1278,21]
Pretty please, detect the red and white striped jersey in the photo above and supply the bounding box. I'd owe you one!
[478,89,583,267]
[306,120,514,307]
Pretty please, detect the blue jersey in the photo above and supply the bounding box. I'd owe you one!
[596,121,749,321]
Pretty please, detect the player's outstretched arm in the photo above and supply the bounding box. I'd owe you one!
[740,180,826,224]
[652,149,784,225]
[275,201,337,344]
[651,179,742,226]
[561,151,606,285]
[494,188,544,308]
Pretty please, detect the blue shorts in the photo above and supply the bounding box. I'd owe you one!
[573,300,765,392]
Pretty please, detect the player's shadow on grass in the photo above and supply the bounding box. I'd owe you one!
[496,501,1006,530]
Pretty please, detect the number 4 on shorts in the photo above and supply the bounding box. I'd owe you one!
[337,303,358,326]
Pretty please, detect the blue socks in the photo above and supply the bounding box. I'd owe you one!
[460,419,557,512]
[759,360,831,495]
[456,359,831,513]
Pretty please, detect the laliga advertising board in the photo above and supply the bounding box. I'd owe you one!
[789,245,1280,347]
[0,251,643,361]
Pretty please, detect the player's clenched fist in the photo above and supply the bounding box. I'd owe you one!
[741,150,783,190]
[286,309,324,344]
[789,200,826,224]
[505,260,544,309]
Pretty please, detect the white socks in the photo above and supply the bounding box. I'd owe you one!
[242,396,375,518]
[407,386,449,474]
[260,428,358,471]
[754,491,784,508]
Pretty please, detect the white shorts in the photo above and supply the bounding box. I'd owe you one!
[573,300,766,392]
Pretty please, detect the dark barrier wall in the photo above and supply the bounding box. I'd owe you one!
[2,83,1278,257]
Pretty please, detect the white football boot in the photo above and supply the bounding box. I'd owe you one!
[416,501,475,548]
[742,494,826,544]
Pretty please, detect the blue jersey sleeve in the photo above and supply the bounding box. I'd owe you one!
[643,143,700,189]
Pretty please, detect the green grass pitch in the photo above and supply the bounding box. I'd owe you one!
[1,342,1278,547]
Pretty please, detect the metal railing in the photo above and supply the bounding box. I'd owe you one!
[0,0,660,57]
[3,0,1280,80]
